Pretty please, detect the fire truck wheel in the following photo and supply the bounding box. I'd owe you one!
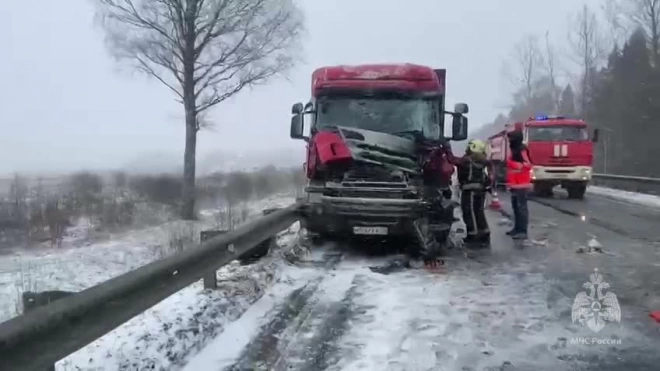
[567,184,587,199]
[533,183,553,197]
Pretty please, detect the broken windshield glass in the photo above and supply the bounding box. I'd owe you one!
[316,97,440,140]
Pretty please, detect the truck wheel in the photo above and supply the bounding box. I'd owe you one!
[567,184,587,199]
[534,183,553,197]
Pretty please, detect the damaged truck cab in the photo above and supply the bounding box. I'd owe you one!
[289,64,469,259]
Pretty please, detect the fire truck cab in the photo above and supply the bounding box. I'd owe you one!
[488,115,599,199]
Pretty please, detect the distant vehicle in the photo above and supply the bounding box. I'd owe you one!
[289,63,469,259]
[487,115,599,199]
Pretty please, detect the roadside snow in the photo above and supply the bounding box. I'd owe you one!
[588,185,660,208]
[57,224,300,371]
[181,256,580,371]
[181,264,320,371]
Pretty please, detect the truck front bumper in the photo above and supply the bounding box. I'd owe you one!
[531,166,592,183]
[302,195,424,236]
[301,192,454,237]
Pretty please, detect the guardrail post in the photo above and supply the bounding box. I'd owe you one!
[199,230,228,289]
[22,290,75,370]
[255,207,280,256]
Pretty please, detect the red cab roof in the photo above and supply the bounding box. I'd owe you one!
[311,63,444,96]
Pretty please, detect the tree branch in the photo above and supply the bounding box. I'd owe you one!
[95,0,303,120]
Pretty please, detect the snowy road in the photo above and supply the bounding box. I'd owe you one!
[183,190,660,371]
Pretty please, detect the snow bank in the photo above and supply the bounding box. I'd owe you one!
[57,226,300,370]
[181,264,320,371]
[588,185,660,208]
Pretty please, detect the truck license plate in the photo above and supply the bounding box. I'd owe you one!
[353,226,388,235]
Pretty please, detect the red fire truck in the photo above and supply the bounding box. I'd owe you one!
[487,115,599,199]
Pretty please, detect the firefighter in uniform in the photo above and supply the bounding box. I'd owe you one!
[455,139,491,245]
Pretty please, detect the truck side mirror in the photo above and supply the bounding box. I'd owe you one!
[292,102,304,114]
[454,103,469,114]
[290,113,307,140]
[592,128,599,143]
[451,114,468,141]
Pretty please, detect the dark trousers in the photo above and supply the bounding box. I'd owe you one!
[460,190,489,236]
[510,188,529,233]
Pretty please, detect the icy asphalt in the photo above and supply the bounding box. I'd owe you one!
[183,189,660,371]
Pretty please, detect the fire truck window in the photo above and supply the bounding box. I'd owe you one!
[528,126,589,141]
[316,97,440,140]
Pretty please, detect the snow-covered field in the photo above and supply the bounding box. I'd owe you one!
[58,223,302,370]
[0,193,298,370]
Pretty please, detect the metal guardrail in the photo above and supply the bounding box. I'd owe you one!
[592,173,660,196]
[0,203,302,371]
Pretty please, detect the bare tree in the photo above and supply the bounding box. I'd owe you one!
[543,31,561,113]
[602,0,631,47]
[568,4,606,114]
[634,0,660,63]
[95,0,304,219]
[502,34,544,102]
[608,0,660,64]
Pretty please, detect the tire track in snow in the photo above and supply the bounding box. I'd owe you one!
[225,279,320,370]
[271,270,362,371]
[225,249,344,371]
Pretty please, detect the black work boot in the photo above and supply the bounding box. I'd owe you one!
[477,231,490,243]
[511,232,528,240]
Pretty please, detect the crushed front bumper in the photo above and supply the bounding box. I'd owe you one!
[301,185,454,237]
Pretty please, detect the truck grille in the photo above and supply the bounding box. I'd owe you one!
[324,185,418,199]
[343,162,407,183]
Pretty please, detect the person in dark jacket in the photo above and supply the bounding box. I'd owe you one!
[506,130,533,239]
[452,139,492,245]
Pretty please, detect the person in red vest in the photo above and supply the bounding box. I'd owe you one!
[506,130,532,239]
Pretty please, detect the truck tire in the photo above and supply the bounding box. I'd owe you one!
[533,183,553,197]
[567,184,587,199]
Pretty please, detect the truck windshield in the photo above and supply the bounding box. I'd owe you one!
[527,126,589,142]
[315,97,440,140]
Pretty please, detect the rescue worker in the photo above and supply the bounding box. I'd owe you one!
[449,139,492,245]
[420,137,459,223]
[506,130,533,239]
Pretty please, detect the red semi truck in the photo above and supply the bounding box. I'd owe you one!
[487,116,599,199]
[288,63,469,259]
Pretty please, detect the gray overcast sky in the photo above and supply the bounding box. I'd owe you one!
[0,0,600,174]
